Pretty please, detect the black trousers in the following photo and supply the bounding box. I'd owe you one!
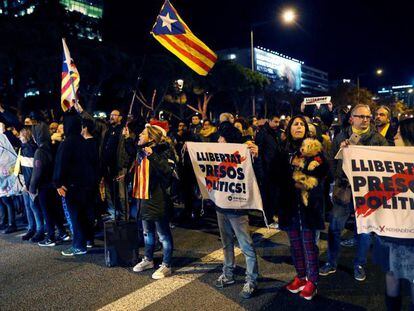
[65,187,96,249]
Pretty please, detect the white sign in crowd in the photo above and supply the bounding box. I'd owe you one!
[187,142,264,212]
[340,146,414,239]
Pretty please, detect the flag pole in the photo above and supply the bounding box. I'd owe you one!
[62,38,78,105]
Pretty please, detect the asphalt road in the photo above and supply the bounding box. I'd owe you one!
[0,209,410,311]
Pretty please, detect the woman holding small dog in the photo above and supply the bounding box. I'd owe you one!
[277,115,329,300]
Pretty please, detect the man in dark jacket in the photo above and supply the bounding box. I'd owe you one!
[54,110,94,256]
[72,101,131,220]
[30,122,67,247]
[320,104,388,281]
[100,109,132,219]
[375,105,397,146]
[255,117,283,228]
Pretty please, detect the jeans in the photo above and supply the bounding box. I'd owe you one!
[327,201,372,267]
[0,197,15,226]
[38,188,65,240]
[216,211,258,285]
[142,218,173,266]
[22,192,44,234]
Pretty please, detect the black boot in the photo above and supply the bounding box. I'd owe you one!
[385,295,401,311]
[22,230,35,241]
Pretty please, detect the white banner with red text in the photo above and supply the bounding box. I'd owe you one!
[187,142,263,213]
[339,145,414,239]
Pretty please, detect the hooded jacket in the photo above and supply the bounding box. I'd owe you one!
[29,122,54,192]
[53,112,87,189]
[20,138,37,188]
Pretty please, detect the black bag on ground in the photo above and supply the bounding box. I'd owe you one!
[104,219,139,267]
[104,177,139,267]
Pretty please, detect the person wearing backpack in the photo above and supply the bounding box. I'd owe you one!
[130,124,175,279]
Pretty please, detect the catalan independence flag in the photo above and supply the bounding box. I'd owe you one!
[61,38,80,111]
[132,156,150,200]
[151,0,217,76]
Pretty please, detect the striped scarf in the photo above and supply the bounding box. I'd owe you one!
[132,151,150,199]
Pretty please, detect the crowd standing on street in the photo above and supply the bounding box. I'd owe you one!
[0,98,413,309]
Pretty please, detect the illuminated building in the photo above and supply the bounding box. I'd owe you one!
[218,46,329,95]
[0,0,103,40]
[377,84,414,108]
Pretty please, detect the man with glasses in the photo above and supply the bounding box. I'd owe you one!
[375,105,397,146]
[101,110,131,219]
[320,104,388,282]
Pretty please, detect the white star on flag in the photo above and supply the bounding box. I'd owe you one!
[159,12,177,32]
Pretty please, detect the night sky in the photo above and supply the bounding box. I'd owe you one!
[104,0,413,89]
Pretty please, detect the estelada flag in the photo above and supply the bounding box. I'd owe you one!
[151,0,217,76]
[61,38,80,111]
[132,156,150,200]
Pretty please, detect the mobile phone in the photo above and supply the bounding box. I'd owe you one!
[348,133,361,145]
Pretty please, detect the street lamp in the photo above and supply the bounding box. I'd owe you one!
[250,8,298,115]
[282,9,297,24]
[357,68,384,103]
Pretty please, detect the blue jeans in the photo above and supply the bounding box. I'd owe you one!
[142,218,173,266]
[216,211,258,285]
[0,197,15,226]
[22,192,44,234]
[38,188,66,240]
[327,202,371,267]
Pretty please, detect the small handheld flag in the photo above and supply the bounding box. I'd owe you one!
[151,0,217,76]
[61,38,80,111]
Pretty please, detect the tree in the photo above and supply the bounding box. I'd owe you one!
[331,83,376,111]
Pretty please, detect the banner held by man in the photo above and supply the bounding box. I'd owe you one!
[187,142,264,214]
[338,145,414,239]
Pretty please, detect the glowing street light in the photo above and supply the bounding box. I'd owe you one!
[376,68,383,76]
[282,9,297,24]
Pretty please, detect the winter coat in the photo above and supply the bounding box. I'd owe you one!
[139,143,174,221]
[29,122,54,192]
[20,139,37,188]
[53,113,87,189]
[277,140,329,231]
[329,126,388,188]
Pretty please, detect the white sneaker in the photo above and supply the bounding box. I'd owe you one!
[133,258,154,272]
[151,264,172,279]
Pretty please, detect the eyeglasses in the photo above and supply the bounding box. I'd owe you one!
[352,115,372,120]
[110,114,120,117]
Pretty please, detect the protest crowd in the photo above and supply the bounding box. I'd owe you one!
[0,96,413,309]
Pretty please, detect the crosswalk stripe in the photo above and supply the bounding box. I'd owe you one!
[98,227,280,311]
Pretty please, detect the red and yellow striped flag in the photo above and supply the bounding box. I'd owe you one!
[151,0,217,76]
[132,157,150,200]
[61,38,80,111]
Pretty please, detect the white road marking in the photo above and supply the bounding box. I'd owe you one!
[98,227,279,311]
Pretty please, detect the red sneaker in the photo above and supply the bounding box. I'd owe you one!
[286,276,307,293]
[300,280,317,300]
